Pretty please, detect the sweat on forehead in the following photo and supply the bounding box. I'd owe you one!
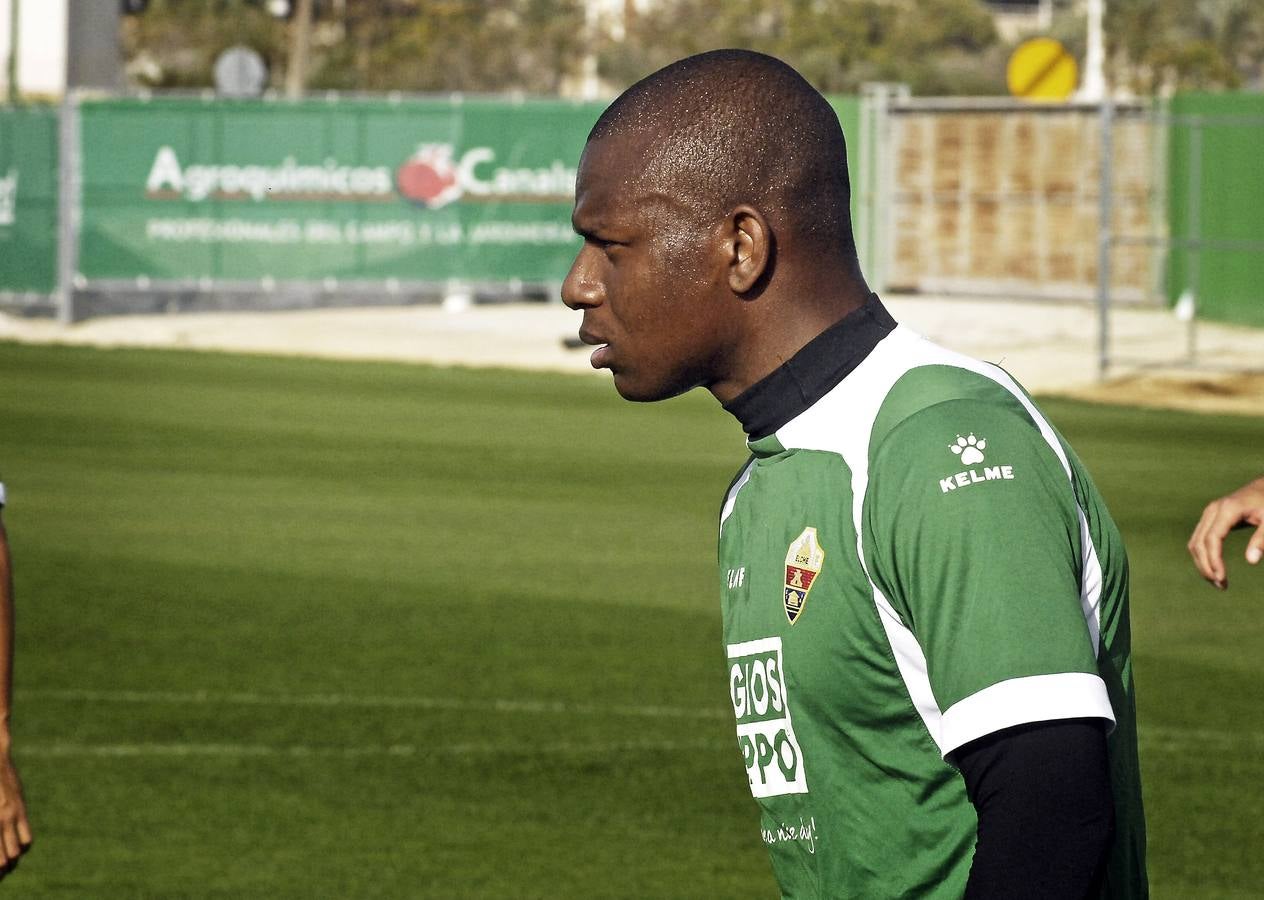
[587,49,853,242]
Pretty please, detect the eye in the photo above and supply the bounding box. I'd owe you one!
[587,235,623,257]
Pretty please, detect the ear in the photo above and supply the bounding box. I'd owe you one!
[723,205,771,295]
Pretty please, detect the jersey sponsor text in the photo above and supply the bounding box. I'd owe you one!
[727,637,809,798]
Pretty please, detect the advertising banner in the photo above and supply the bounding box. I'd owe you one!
[0,105,59,294]
[79,96,606,284]
[1167,92,1264,328]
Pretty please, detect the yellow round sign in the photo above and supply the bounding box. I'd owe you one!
[1007,38,1078,101]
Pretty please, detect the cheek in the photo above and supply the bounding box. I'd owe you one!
[661,226,720,307]
[609,232,715,345]
[649,247,714,328]
[638,280,721,372]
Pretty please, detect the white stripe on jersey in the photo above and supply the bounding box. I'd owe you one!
[719,459,756,538]
[940,672,1115,753]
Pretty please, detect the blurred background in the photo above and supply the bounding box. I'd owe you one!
[0,2,1262,897]
[0,1,1258,348]
[0,0,1261,364]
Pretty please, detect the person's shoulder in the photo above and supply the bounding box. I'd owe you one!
[868,356,1038,459]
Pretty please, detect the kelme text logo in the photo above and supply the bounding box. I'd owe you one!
[940,430,1015,493]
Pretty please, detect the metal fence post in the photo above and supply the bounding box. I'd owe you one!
[872,85,899,295]
[6,0,18,105]
[855,86,874,279]
[1185,119,1202,364]
[56,91,81,325]
[1096,96,1114,381]
[858,83,905,296]
[1149,96,1170,307]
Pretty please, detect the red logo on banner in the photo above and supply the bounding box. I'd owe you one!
[396,144,461,209]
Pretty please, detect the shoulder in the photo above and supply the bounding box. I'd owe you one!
[857,358,1078,521]
[863,388,1080,545]
[773,327,1041,457]
[869,363,1038,458]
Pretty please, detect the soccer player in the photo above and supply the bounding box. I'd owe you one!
[1189,475,1264,589]
[0,481,32,875]
[563,50,1146,897]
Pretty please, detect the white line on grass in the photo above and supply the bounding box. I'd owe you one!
[1138,725,1264,753]
[20,691,1264,754]
[18,687,730,721]
[19,737,723,759]
[20,728,1264,762]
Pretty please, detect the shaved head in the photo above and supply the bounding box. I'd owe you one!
[588,49,856,260]
[563,51,872,405]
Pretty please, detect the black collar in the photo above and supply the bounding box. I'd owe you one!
[723,294,897,440]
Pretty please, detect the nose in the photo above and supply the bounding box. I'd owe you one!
[561,246,602,310]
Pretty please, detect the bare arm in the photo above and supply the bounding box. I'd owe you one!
[1188,475,1264,589]
[0,510,32,871]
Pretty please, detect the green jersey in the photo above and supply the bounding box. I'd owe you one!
[718,299,1146,898]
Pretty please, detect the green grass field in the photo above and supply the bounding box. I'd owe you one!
[1,341,1261,898]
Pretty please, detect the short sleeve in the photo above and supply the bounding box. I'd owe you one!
[0,481,6,508]
[862,397,1113,755]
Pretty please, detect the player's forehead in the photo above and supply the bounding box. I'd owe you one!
[572,135,692,233]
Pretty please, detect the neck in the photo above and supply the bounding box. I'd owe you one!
[721,293,898,439]
[707,274,871,405]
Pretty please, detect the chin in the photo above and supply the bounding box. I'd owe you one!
[612,371,693,404]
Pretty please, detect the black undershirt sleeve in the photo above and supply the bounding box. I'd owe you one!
[953,718,1115,900]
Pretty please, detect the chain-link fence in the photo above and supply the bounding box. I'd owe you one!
[1097,94,1264,377]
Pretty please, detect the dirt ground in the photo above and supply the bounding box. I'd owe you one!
[1061,372,1264,417]
[2,295,1260,417]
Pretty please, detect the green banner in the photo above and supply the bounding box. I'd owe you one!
[1167,93,1264,328]
[79,96,607,284]
[0,105,59,294]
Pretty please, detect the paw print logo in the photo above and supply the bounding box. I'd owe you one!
[950,433,987,466]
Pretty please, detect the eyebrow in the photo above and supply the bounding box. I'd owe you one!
[570,217,601,239]
[569,197,602,238]
[571,210,630,242]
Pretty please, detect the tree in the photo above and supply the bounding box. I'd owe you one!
[122,0,290,89]
[599,0,1003,96]
[1108,0,1264,91]
[306,0,587,94]
[122,0,589,95]
[121,0,1264,99]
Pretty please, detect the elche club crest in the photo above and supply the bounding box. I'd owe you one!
[784,527,825,624]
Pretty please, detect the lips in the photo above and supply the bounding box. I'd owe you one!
[590,345,612,369]
[577,326,612,370]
